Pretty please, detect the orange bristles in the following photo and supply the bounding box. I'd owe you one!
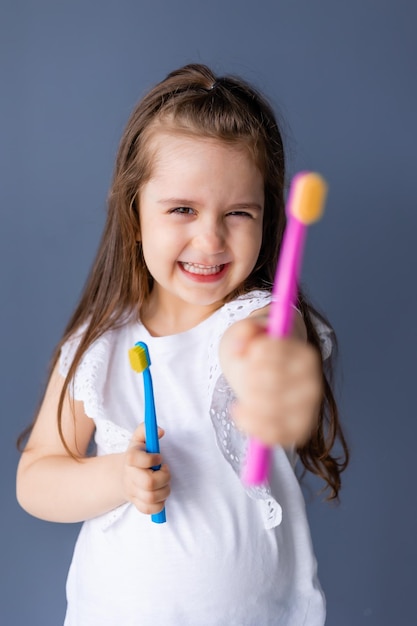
[289,172,327,224]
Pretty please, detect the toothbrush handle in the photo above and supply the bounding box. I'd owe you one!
[143,369,167,524]
[241,440,271,484]
[268,218,306,337]
[151,509,167,524]
[244,218,306,485]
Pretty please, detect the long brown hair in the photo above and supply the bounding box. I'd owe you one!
[18,63,349,498]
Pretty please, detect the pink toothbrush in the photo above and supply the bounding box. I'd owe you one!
[242,171,328,485]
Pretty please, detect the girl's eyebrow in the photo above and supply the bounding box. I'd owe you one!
[157,197,199,206]
[157,197,263,211]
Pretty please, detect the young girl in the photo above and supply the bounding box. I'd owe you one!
[17,63,348,625]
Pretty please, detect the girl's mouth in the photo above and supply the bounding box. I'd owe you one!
[180,262,225,276]
[178,261,229,282]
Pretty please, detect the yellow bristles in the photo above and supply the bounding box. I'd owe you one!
[290,172,328,224]
[128,344,149,373]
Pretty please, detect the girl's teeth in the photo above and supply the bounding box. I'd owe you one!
[182,262,223,275]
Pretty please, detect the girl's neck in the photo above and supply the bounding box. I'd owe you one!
[140,294,223,337]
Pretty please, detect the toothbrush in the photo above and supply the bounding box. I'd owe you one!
[242,171,328,486]
[128,341,166,523]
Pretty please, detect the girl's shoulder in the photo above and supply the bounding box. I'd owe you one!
[219,289,272,327]
[59,321,117,379]
[221,289,333,360]
[58,319,137,423]
[59,316,134,381]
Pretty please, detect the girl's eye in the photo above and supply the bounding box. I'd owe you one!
[170,207,195,215]
[227,210,254,219]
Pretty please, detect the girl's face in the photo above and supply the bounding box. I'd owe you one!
[138,131,264,330]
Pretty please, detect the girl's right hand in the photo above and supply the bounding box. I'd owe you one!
[122,423,171,516]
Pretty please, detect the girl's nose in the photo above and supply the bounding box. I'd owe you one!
[193,220,226,255]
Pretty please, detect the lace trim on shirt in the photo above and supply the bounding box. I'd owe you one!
[208,290,271,400]
[59,325,111,422]
[310,311,333,361]
[60,332,134,531]
[209,374,283,529]
[207,290,334,530]
[208,291,283,529]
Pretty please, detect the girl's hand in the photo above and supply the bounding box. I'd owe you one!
[219,314,323,448]
[122,423,171,516]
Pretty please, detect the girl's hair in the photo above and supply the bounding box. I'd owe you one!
[18,63,349,498]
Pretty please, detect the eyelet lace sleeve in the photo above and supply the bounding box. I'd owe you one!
[310,311,333,360]
[59,326,135,454]
[59,325,134,531]
[59,325,112,422]
[207,291,283,529]
[207,291,335,529]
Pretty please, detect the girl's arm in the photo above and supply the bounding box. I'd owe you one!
[219,307,322,448]
[16,364,170,523]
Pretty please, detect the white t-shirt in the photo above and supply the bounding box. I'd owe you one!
[60,290,329,626]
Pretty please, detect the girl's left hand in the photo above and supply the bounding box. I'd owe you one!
[219,315,323,448]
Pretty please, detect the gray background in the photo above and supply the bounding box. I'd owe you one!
[1,1,416,624]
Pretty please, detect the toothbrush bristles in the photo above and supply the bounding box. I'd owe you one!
[290,172,327,224]
[128,344,149,373]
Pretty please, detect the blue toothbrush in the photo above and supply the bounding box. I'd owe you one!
[128,341,166,524]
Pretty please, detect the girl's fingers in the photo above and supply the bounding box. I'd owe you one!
[135,464,171,491]
[126,423,166,470]
[134,466,171,515]
[130,497,168,517]
[136,469,171,498]
[125,446,162,470]
[125,457,170,490]
[233,397,317,447]
[123,462,171,512]
[129,422,165,448]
